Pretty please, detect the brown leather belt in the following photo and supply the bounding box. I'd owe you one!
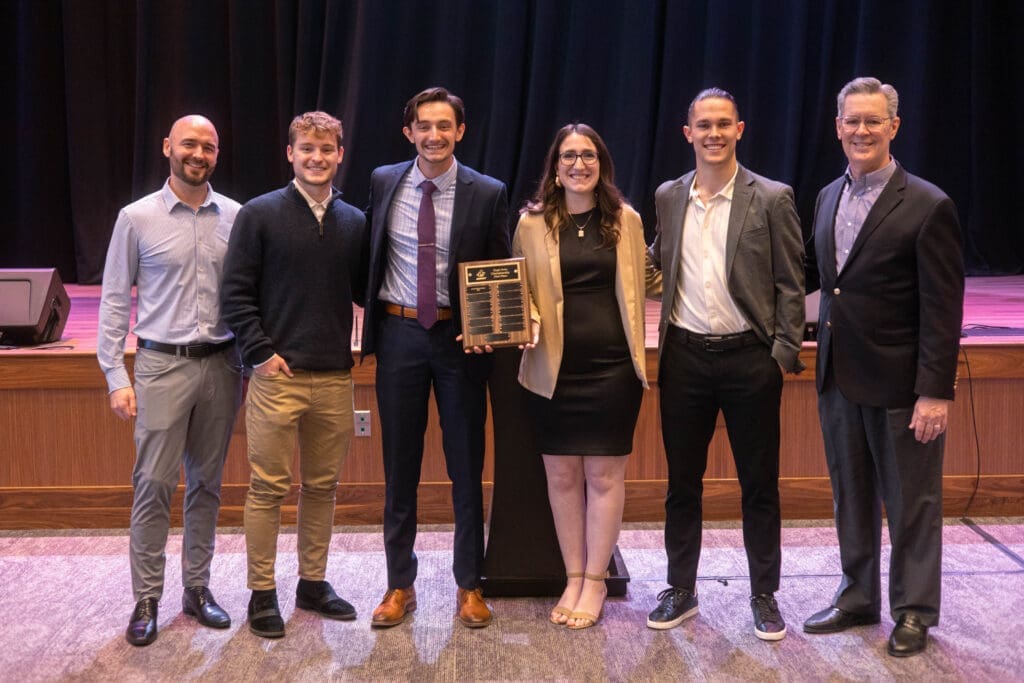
[383,302,453,321]
[669,327,760,352]
[137,337,235,358]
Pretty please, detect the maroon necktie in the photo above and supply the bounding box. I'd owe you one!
[416,180,438,329]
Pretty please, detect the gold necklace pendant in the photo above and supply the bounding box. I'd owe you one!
[569,210,593,239]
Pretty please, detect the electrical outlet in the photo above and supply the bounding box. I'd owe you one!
[354,410,371,437]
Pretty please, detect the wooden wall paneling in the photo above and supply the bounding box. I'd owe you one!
[2,283,1023,529]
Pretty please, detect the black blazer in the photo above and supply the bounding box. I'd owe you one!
[361,159,510,359]
[813,163,964,407]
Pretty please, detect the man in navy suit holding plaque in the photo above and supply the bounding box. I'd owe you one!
[362,87,510,629]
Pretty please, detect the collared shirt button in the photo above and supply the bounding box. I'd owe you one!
[826,321,832,327]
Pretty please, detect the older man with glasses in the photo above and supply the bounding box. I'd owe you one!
[803,76,964,657]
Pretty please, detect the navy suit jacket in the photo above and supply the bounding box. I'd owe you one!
[813,163,964,407]
[361,159,510,361]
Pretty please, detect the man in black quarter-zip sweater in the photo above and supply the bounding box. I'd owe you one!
[221,111,367,639]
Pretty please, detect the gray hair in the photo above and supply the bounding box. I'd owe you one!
[836,77,899,119]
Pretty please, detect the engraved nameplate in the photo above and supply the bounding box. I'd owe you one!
[458,258,531,349]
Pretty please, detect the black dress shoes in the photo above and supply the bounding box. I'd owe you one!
[888,614,929,657]
[295,579,357,620]
[126,598,158,646]
[183,586,231,629]
[803,606,881,633]
[248,589,286,638]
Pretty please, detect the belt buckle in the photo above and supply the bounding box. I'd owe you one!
[184,343,207,358]
[703,335,724,352]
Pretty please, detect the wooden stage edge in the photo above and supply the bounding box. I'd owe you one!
[1,277,1023,529]
[2,477,1023,530]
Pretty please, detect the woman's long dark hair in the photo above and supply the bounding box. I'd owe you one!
[524,123,625,248]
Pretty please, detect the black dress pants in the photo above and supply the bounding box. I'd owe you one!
[659,326,784,595]
[375,315,488,590]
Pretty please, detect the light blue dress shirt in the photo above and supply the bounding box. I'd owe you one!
[379,158,459,307]
[835,158,898,273]
[97,180,240,392]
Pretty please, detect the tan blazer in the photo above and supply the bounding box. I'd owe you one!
[512,205,650,399]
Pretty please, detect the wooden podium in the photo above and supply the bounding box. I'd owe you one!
[481,348,629,597]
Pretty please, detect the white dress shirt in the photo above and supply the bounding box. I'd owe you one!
[671,168,751,334]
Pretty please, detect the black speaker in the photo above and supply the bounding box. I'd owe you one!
[0,268,71,346]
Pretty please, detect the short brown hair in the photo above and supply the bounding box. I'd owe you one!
[687,87,739,124]
[403,87,465,128]
[525,122,625,249]
[288,111,343,147]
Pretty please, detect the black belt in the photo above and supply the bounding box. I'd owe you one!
[670,327,760,352]
[137,337,235,358]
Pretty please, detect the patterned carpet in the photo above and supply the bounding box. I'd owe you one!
[0,519,1021,682]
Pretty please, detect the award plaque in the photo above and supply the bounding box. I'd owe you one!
[458,258,532,349]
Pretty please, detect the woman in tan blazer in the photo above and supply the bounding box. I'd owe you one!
[512,123,652,629]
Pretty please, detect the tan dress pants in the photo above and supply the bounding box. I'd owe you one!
[244,369,354,590]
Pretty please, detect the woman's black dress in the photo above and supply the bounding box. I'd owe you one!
[529,210,643,455]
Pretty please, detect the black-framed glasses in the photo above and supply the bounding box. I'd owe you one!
[558,150,599,166]
[839,116,891,133]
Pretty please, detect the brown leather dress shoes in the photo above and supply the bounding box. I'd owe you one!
[371,587,417,627]
[457,587,493,628]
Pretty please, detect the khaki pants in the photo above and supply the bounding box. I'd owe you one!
[244,369,353,590]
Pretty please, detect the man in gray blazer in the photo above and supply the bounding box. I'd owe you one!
[646,88,805,640]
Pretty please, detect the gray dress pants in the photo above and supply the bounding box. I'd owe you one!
[129,347,242,601]
[818,378,944,626]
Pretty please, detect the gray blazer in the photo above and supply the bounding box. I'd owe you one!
[648,164,806,372]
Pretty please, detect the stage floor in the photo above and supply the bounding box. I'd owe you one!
[4,275,1024,355]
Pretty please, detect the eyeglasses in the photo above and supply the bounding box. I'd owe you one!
[839,116,891,133]
[558,150,599,166]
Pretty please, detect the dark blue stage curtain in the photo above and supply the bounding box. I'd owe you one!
[3,0,1021,283]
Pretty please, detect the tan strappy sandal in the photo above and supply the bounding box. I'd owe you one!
[567,572,608,630]
[549,572,584,625]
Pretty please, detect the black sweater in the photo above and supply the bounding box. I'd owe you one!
[221,183,366,370]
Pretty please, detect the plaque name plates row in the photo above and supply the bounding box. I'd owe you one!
[458,258,532,350]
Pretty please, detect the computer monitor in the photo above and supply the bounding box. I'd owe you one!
[0,268,71,346]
